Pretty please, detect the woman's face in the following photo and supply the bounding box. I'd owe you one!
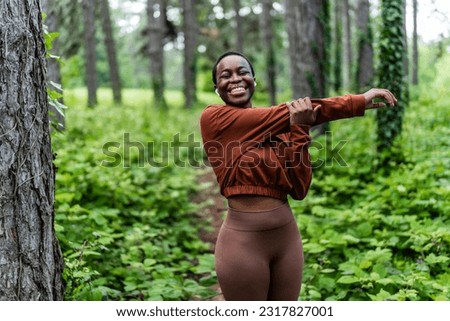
[215,55,255,108]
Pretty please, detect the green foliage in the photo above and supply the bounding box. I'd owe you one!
[294,52,450,300]
[43,16,66,132]
[53,90,216,300]
[376,0,408,152]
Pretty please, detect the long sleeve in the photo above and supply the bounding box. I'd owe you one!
[312,94,366,125]
[278,124,312,200]
[200,103,290,145]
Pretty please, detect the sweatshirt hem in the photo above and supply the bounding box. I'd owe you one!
[223,185,288,201]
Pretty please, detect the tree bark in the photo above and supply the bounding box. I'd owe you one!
[355,0,374,92]
[292,0,328,98]
[342,0,352,90]
[285,0,302,97]
[333,0,343,92]
[147,0,167,109]
[286,0,329,135]
[82,0,98,107]
[412,0,418,85]
[182,0,198,108]
[402,0,409,81]
[261,0,276,105]
[41,0,65,131]
[0,0,64,300]
[100,0,122,104]
[233,0,244,52]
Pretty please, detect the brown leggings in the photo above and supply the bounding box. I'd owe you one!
[215,202,303,301]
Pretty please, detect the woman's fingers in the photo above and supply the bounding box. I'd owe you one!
[364,88,398,108]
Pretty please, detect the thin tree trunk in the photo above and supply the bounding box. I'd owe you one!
[41,0,65,131]
[342,0,352,90]
[285,0,302,97]
[355,0,374,92]
[0,0,64,300]
[333,0,343,92]
[100,0,122,104]
[147,0,167,109]
[412,0,418,85]
[182,0,197,108]
[233,0,244,52]
[261,0,276,106]
[402,0,409,81]
[82,0,98,107]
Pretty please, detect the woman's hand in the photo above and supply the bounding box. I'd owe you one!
[363,88,397,109]
[287,97,322,126]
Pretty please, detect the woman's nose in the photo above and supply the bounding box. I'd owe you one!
[230,72,241,82]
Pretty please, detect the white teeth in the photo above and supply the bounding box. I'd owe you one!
[230,87,246,94]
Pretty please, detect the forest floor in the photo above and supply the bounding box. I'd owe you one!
[193,164,226,301]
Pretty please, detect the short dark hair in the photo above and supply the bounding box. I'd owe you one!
[212,51,255,86]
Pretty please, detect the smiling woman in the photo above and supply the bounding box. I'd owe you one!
[199,51,397,301]
[212,52,256,108]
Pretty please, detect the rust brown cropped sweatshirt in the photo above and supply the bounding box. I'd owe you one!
[200,94,366,201]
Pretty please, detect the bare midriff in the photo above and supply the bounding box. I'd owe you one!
[227,195,286,211]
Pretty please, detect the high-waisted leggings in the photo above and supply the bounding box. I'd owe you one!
[215,202,303,301]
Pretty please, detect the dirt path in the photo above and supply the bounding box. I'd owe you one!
[193,165,226,301]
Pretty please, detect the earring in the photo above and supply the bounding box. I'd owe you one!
[254,82,257,87]
[215,89,220,96]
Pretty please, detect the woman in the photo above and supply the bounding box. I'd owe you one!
[200,51,397,301]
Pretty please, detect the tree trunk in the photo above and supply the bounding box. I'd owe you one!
[0,0,64,300]
[285,0,302,97]
[355,0,374,92]
[41,0,65,131]
[342,0,352,90]
[82,0,98,107]
[402,0,409,81]
[261,0,276,106]
[147,0,167,109]
[182,0,198,108]
[233,0,244,52]
[377,0,407,152]
[100,0,122,104]
[286,0,329,135]
[293,0,329,98]
[412,0,418,85]
[333,0,343,92]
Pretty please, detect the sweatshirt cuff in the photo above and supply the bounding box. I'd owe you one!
[290,124,311,143]
[351,94,366,116]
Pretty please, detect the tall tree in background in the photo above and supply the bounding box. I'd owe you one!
[355,0,374,92]
[412,0,418,85]
[100,0,122,104]
[333,1,343,92]
[402,0,409,81]
[285,0,303,97]
[286,0,330,135]
[342,0,352,90]
[147,0,167,109]
[261,0,277,105]
[233,0,244,52]
[82,0,98,107]
[377,0,407,152]
[41,0,65,130]
[182,0,198,108]
[0,0,64,300]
